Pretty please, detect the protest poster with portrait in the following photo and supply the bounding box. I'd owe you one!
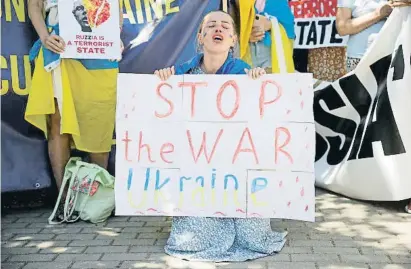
[58,0,121,59]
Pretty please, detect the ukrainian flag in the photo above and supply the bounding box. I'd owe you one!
[238,0,295,73]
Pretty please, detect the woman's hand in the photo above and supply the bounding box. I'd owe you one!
[41,34,65,54]
[260,15,272,32]
[154,66,175,81]
[375,3,393,18]
[249,15,267,43]
[249,27,265,43]
[245,67,266,79]
[390,0,411,7]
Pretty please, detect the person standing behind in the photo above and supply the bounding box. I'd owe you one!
[26,0,123,221]
[336,0,410,72]
[337,0,411,213]
[232,0,295,73]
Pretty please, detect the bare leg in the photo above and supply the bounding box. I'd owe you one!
[48,100,71,192]
[90,152,110,170]
[90,152,112,217]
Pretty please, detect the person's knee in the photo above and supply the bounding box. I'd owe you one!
[49,118,60,134]
[91,152,109,157]
[90,152,110,168]
[48,106,62,135]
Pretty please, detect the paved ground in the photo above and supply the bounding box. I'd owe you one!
[1,188,410,269]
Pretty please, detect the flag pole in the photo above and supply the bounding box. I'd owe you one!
[222,0,228,12]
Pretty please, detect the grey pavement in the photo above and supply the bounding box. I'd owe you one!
[2,188,410,269]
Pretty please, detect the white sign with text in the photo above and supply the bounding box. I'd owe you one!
[115,74,316,222]
[59,0,121,59]
[294,17,348,49]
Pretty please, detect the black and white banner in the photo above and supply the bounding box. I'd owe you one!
[314,7,411,201]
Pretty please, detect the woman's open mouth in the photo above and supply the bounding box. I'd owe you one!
[212,34,224,43]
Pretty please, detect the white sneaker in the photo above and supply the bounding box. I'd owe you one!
[405,205,411,214]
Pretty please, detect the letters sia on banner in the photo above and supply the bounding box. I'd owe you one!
[58,0,121,59]
[314,7,411,201]
[289,0,348,48]
[115,74,316,222]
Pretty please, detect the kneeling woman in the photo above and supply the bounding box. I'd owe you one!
[154,11,287,262]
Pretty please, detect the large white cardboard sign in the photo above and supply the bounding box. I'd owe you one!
[115,74,316,222]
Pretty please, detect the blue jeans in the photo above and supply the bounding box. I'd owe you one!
[250,42,271,69]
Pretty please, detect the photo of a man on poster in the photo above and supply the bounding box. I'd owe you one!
[72,0,92,32]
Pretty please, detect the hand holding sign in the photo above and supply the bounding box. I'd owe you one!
[250,15,266,43]
[390,0,411,8]
[154,67,176,81]
[375,3,393,19]
[244,67,266,79]
[42,34,66,54]
[154,67,266,80]
[59,0,121,59]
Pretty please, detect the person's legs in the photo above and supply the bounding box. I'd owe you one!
[250,42,272,70]
[346,57,361,73]
[89,152,111,217]
[89,152,110,169]
[48,100,76,222]
[406,200,411,214]
[48,100,71,192]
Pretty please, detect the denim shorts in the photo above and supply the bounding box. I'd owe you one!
[250,42,271,69]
